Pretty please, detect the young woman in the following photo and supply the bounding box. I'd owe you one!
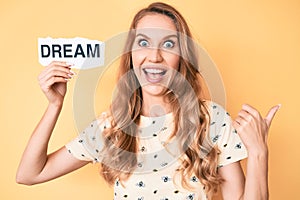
[16,2,280,200]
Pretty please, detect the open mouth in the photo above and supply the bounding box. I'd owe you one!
[142,68,167,83]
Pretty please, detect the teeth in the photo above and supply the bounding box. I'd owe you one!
[144,68,164,74]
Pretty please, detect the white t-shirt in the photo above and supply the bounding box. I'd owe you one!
[66,101,248,200]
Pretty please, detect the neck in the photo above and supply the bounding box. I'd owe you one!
[141,92,171,117]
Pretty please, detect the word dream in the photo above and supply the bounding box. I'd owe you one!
[38,37,105,70]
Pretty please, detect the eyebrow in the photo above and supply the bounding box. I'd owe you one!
[135,33,178,40]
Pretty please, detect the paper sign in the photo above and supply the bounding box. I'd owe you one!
[38,37,105,69]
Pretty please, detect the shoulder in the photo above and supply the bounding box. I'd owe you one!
[202,102,248,167]
[202,100,231,118]
[202,101,233,141]
[94,111,112,129]
[83,111,113,132]
[77,111,112,141]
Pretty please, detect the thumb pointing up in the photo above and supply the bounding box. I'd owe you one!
[265,104,281,128]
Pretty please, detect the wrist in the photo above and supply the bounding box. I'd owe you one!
[48,102,63,111]
[247,147,269,160]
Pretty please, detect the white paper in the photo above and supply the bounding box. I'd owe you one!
[38,37,105,69]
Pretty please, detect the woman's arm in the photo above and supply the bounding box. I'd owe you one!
[242,151,268,200]
[219,104,280,200]
[16,61,89,185]
[218,161,244,199]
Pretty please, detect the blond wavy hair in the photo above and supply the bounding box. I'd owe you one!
[100,2,222,197]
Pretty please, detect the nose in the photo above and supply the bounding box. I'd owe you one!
[148,47,163,63]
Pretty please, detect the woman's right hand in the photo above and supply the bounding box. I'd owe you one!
[38,61,75,106]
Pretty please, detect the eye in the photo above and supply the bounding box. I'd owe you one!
[138,39,149,47]
[162,40,175,48]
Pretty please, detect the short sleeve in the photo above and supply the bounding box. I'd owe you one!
[65,113,110,163]
[207,102,248,167]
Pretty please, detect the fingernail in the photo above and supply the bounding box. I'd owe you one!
[68,74,73,78]
[66,62,74,66]
[277,104,282,109]
[64,78,70,81]
[70,70,76,75]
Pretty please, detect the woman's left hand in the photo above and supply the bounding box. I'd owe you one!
[232,104,281,155]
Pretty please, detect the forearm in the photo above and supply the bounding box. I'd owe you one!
[243,151,269,200]
[16,103,62,184]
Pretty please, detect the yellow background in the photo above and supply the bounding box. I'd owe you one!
[1,0,299,199]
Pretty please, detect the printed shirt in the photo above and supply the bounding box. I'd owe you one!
[65,101,248,200]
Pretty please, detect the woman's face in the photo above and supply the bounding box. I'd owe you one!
[131,14,180,97]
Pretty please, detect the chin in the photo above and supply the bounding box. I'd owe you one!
[142,84,166,96]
